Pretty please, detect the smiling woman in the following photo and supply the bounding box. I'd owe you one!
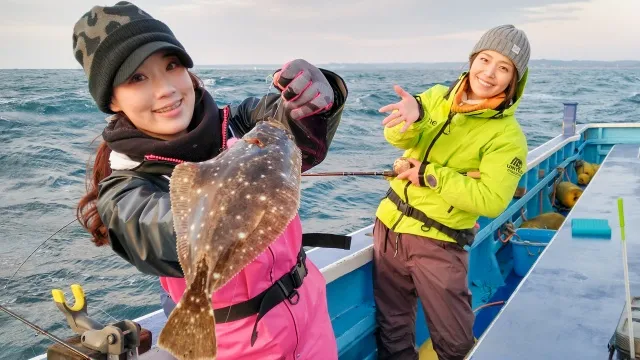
[468,50,519,102]
[109,52,197,140]
[70,1,349,359]
[374,24,531,360]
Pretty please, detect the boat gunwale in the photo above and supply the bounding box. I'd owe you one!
[317,122,640,286]
[28,122,640,360]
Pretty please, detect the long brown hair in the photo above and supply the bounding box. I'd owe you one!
[77,71,204,246]
[469,53,519,105]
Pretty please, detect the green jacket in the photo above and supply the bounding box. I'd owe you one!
[375,71,529,243]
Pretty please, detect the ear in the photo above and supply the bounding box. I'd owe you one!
[109,97,121,113]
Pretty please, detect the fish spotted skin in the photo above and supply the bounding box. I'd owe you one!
[157,119,302,360]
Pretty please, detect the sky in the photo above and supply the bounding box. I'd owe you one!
[0,0,638,69]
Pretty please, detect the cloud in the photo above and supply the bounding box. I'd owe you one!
[0,0,637,68]
[521,1,587,22]
[152,0,591,55]
[157,0,254,14]
[157,4,201,13]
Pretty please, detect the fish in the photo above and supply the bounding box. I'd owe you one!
[157,117,302,360]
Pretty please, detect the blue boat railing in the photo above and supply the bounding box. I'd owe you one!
[467,103,640,292]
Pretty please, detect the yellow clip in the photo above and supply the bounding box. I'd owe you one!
[52,284,86,312]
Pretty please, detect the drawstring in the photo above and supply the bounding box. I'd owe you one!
[394,233,401,258]
[381,227,401,258]
[384,228,389,253]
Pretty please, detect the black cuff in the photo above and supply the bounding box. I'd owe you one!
[414,95,425,122]
[418,162,428,187]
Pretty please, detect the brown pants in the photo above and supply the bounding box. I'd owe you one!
[372,218,475,360]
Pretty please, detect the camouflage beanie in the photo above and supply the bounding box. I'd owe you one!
[72,1,193,113]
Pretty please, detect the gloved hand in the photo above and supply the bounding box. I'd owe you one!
[273,59,334,120]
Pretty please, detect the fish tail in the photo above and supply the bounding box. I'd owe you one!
[158,260,216,360]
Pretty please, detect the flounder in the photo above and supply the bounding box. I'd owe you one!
[157,118,302,360]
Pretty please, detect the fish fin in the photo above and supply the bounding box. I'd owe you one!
[170,162,199,268]
[158,258,217,360]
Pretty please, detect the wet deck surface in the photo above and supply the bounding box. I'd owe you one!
[469,144,640,359]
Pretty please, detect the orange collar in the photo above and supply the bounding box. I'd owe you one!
[451,77,506,113]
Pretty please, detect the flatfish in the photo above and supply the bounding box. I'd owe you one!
[157,118,302,360]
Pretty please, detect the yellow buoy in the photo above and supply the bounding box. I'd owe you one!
[555,181,583,208]
[521,212,566,230]
[575,160,597,178]
[582,162,596,177]
[419,338,439,360]
[577,173,591,185]
[418,337,477,359]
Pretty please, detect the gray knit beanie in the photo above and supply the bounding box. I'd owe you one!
[72,1,193,113]
[470,24,530,81]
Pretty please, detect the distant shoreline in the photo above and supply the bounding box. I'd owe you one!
[2,60,639,70]
[198,60,640,70]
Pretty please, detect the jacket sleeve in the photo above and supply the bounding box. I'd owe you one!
[227,69,348,172]
[423,126,528,218]
[97,172,183,278]
[382,86,437,150]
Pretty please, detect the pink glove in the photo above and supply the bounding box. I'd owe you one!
[273,59,334,120]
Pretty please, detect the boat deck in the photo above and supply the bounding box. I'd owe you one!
[469,144,640,359]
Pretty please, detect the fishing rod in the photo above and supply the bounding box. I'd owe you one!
[302,170,482,179]
[0,218,94,358]
[302,170,396,177]
[2,218,77,293]
[0,304,91,360]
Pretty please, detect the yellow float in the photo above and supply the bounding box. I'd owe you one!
[520,212,566,230]
[555,181,583,208]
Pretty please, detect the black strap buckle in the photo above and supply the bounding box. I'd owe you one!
[277,254,307,305]
[452,229,476,248]
[397,201,411,216]
[287,290,300,305]
[276,279,300,305]
[290,259,307,289]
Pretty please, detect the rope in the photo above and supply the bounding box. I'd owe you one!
[550,167,565,209]
[473,301,505,313]
[497,222,519,243]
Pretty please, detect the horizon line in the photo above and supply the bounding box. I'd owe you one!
[1,58,639,70]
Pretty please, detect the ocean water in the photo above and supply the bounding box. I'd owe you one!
[0,66,639,359]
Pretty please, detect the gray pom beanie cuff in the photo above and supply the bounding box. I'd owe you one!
[470,24,531,81]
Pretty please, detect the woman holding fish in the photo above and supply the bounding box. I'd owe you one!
[72,2,347,359]
[374,25,531,360]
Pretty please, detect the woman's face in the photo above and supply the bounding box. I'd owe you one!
[110,51,195,140]
[468,50,516,100]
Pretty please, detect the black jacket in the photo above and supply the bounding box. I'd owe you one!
[97,69,347,277]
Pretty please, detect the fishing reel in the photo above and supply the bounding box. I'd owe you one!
[47,284,152,360]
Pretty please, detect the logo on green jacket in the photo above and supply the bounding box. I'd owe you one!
[507,157,524,176]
